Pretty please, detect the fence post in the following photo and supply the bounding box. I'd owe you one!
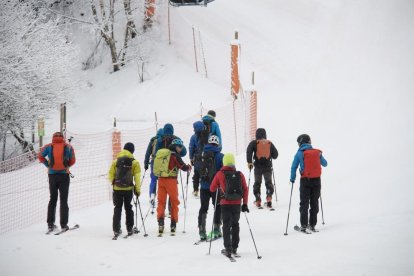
[38,117,45,148]
[145,0,155,29]
[112,129,122,161]
[249,72,257,141]
[231,30,240,99]
[192,26,199,72]
[60,103,66,137]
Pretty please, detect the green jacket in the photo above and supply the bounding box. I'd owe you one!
[108,150,141,193]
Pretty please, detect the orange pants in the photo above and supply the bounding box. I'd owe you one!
[157,178,180,223]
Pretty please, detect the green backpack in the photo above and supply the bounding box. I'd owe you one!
[153,149,178,177]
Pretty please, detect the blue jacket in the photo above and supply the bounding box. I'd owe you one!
[144,128,164,166]
[156,123,187,157]
[202,115,222,149]
[189,121,204,160]
[290,144,328,183]
[200,144,224,190]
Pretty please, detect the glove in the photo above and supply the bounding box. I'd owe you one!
[144,163,149,171]
[190,159,194,166]
[134,189,140,197]
[290,179,295,184]
[247,163,253,170]
[149,193,155,205]
[241,204,249,213]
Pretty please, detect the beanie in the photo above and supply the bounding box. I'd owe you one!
[124,142,135,154]
[223,153,235,167]
[207,110,216,118]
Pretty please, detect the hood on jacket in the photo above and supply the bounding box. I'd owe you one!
[256,128,267,140]
[193,121,204,134]
[163,123,174,135]
[157,128,164,136]
[220,165,236,172]
[117,149,134,159]
[52,136,65,144]
[202,115,214,123]
[204,144,221,153]
[299,144,313,151]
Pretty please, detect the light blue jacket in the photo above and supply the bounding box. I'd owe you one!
[290,144,328,183]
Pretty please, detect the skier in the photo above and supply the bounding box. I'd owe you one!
[246,128,278,209]
[201,110,222,150]
[189,121,205,197]
[210,153,249,257]
[144,128,164,208]
[197,135,224,241]
[108,142,141,237]
[153,138,191,234]
[39,131,76,233]
[156,123,187,157]
[290,134,328,232]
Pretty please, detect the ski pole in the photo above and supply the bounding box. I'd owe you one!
[247,168,252,191]
[139,206,151,232]
[179,171,186,209]
[137,197,148,237]
[208,190,219,255]
[271,160,278,202]
[284,182,294,236]
[320,193,325,225]
[132,194,140,234]
[244,212,262,259]
[183,172,190,233]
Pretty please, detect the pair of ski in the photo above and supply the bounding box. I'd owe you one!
[293,225,319,234]
[257,206,275,211]
[45,224,80,235]
[112,227,140,240]
[158,232,176,237]
[193,236,221,245]
[222,250,241,262]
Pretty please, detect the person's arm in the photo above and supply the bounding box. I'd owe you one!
[38,145,50,167]
[246,141,255,163]
[132,160,142,195]
[213,122,222,147]
[320,153,328,167]
[108,160,117,184]
[174,154,190,171]
[290,152,301,183]
[210,171,220,192]
[189,135,196,160]
[270,142,278,160]
[144,139,154,168]
[241,173,249,205]
[67,145,76,167]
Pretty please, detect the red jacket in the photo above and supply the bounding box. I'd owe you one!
[210,166,248,205]
[164,152,190,179]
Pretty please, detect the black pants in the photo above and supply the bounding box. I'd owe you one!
[198,189,221,226]
[253,166,274,201]
[221,204,241,251]
[192,169,200,191]
[299,177,321,227]
[47,173,70,227]
[113,190,134,232]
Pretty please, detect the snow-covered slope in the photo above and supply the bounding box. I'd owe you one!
[1,0,413,275]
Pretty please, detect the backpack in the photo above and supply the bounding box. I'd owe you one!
[256,140,271,160]
[199,119,213,146]
[114,156,134,187]
[50,143,69,171]
[199,151,216,182]
[161,134,176,149]
[302,149,322,178]
[223,171,243,200]
[153,149,178,177]
[150,137,158,158]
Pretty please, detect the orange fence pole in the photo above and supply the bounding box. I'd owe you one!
[112,130,122,160]
[145,0,156,21]
[248,72,257,141]
[231,31,240,98]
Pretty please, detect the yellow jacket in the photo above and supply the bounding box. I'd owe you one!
[108,149,141,194]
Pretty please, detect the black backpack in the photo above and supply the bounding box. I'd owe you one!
[161,134,176,149]
[223,171,243,200]
[199,151,216,182]
[114,156,134,187]
[199,119,213,146]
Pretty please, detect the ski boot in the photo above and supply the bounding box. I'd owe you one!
[212,224,222,238]
[170,220,176,233]
[158,218,164,234]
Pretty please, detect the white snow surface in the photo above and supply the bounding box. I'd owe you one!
[1,0,414,275]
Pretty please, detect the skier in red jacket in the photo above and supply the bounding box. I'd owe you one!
[210,153,248,257]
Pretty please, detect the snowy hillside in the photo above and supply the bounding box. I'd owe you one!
[1,0,414,275]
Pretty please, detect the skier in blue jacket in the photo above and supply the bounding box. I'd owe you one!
[202,110,222,150]
[189,121,205,197]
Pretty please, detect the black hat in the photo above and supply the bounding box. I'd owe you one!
[207,110,216,118]
[297,134,311,145]
[124,142,135,154]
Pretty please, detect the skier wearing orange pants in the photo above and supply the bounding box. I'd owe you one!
[153,138,191,234]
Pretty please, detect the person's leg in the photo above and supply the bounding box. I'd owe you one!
[156,178,167,222]
[165,178,180,224]
[211,190,222,237]
[263,168,274,202]
[149,162,158,196]
[124,190,134,232]
[198,189,209,238]
[47,174,59,227]
[309,178,321,227]
[58,174,70,228]
[193,169,200,193]
[253,167,263,205]
[231,205,241,252]
[112,191,123,232]
[221,205,232,252]
[299,178,311,228]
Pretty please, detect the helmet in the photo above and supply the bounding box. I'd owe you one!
[208,135,220,146]
[171,138,183,146]
[297,134,311,145]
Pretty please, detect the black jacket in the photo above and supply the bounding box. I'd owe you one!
[246,128,278,168]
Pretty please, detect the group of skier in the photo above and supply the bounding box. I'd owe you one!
[39,109,328,258]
